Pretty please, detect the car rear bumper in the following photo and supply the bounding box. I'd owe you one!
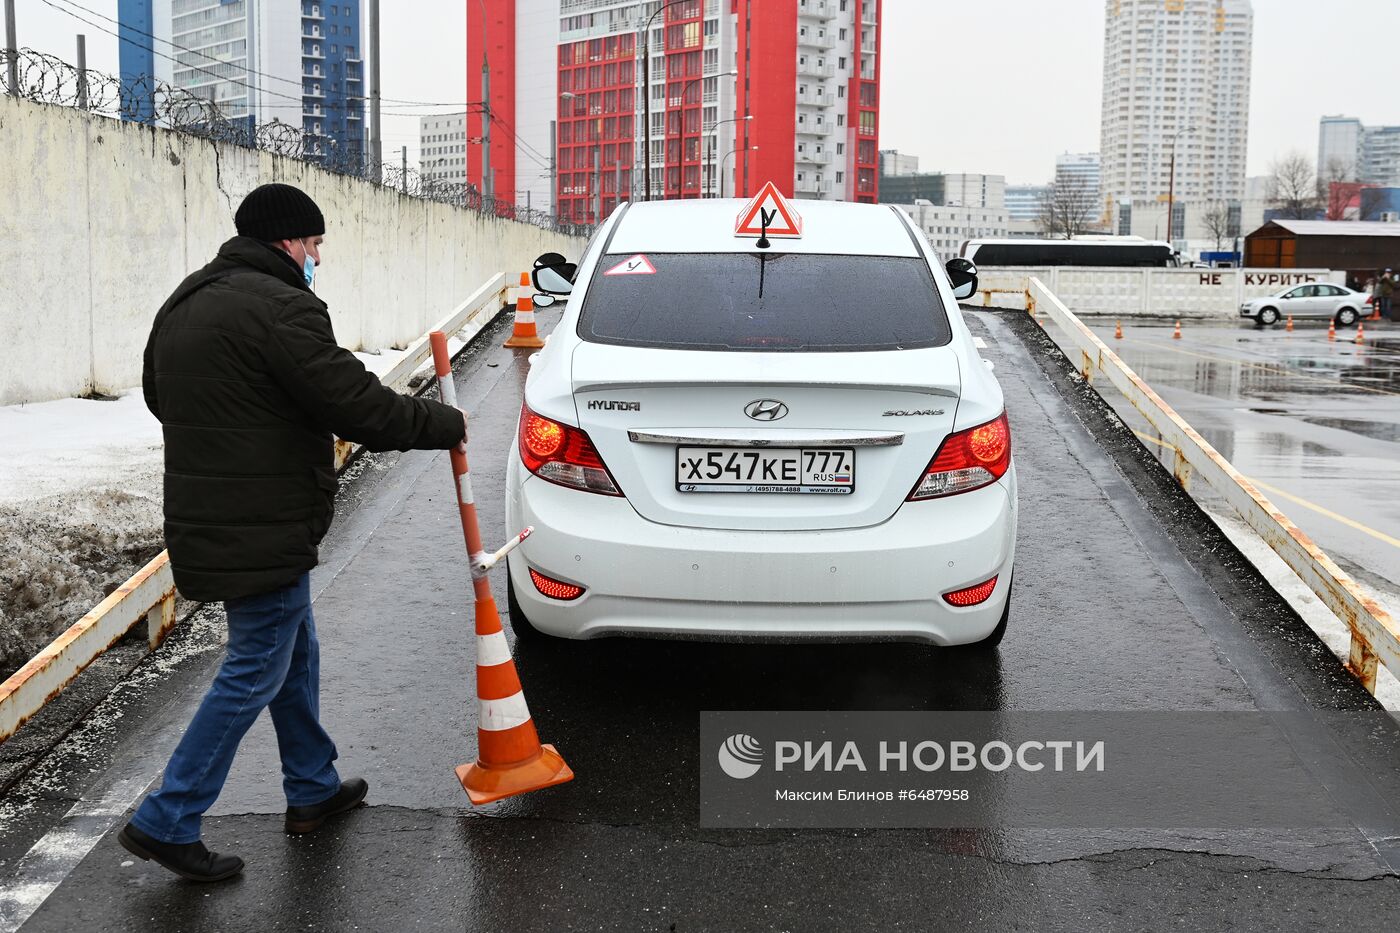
[506,460,1017,645]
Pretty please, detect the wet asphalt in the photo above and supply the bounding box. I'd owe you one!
[1083,316,1400,609]
[6,309,1400,931]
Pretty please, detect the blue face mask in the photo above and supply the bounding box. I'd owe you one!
[300,239,316,287]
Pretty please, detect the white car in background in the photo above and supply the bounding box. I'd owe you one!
[505,196,1017,648]
[1239,283,1368,326]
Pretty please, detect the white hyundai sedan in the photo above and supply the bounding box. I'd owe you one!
[504,194,1017,647]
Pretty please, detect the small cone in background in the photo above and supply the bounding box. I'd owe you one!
[503,271,545,349]
[1286,315,1294,332]
[1172,320,1182,340]
[1328,319,1336,341]
[1114,320,1123,340]
[1355,322,1365,345]
[1372,302,1383,321]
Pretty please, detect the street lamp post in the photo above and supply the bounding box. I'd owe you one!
[1166,125,1193,245]
[707,114,752,198]
[720,145,758,199]
[676,68,736,200]
[641,0,696,202]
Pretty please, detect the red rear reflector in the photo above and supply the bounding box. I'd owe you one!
[530,567,585,601]
[943,575,999,607]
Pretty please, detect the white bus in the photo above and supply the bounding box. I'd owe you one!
[960,237,1179,268]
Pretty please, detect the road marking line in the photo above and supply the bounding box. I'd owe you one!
[1132,429,1400,551]
[1116,337,1400,397]
[972,337,988,349]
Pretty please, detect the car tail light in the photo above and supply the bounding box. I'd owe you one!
[943,575,999,607]
[908,412,1011,500]
[530,567,585,601]
[518,404,621,496]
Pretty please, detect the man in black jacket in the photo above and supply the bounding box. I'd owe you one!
[119,184,467,882]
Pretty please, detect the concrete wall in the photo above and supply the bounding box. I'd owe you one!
[0,95,585,405]
[969,267,1345,317]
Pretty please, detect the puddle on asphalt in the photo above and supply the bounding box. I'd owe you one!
[1302,418,1400,445]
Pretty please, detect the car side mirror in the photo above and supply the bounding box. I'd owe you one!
[532,253,577,295]
[533,293,560,308]
[946,257,978,301]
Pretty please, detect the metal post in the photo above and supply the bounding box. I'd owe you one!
[75,34,88,111]
[641,24,650,201]
[615,160,622,210]
[4,0,18,98]
[402,145,408,194]
[593,147,601,224]
[549,119,557,222]
[482,57,492,203]
[705,136,713,198]
[369,0,382,172]
[1167,146,1176,244]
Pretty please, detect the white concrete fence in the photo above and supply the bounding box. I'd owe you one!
[970,267,1345,318]
[0,95,586,406]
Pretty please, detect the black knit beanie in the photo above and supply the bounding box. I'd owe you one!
[234,183,326,241]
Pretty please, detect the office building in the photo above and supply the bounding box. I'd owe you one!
[421,112,469,186]
[879,149,918,177]
[896,200,1008,261]
[467,0,883,224]
[1318,116,1400,186]
[1100,0,1253,208]
[117,1,366,163]
[1005,184,1049,222]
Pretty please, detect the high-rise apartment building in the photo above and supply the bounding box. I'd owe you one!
[1318,116,1400,186]
[117,1,365,163]
[467,0,882,225]
[1099,0,1252,210]
[421,112,469,186]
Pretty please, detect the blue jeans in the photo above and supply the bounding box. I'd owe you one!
[131,573,341,843]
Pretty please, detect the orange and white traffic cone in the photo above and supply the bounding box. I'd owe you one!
[503,272,546,349]
[1286,315,1294,332]
[430,331,573,805]
[1371,302,1382,321]
[1328,319,1336,341]
[1172,320,1182,340]
[1355,322,1365,345]
[1114,320,1123,340]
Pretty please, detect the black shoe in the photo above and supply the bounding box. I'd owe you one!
[118,823,244,882]
[284,777,369,834]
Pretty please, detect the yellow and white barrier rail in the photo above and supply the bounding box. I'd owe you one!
[0,273,513,744]
[1026,276,1400,695]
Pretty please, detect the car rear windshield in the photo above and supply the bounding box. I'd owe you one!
[577,252,952,352]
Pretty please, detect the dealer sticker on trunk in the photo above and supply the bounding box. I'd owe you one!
[676,447,855,494]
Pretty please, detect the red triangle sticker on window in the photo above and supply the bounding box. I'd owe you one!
[735,181,803,238]
[603,254,657,276]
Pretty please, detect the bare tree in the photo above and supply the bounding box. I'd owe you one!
[1320,157,1360,220]
[1036,180,1098,239]
[1201,201,1232,251]
[1266,152,1321,220]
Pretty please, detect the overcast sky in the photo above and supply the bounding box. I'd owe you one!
[14,0,1400,183]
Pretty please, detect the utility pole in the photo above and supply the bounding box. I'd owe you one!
[368,0,382,173]
[481,54,492,203]
[402,145,408,194]
[593,147,601,225]
[615,160,622,210]
[4,0,18,98]
[75,34,88,111]
[548,119,557,222]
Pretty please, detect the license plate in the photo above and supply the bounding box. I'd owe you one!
[675,446,855,494]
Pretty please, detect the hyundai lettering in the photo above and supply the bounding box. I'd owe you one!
[506,187,1017,646]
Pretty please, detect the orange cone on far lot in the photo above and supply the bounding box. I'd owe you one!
[1114,320,1123,339]
[1328,319,1336,341]
[1355,322,1366,345]
[429,331,572,805]
[1286,315,1294,332]
[504,271,546,349]
[1172,320,1182,340]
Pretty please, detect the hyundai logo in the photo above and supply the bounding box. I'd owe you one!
[745,399,789,421]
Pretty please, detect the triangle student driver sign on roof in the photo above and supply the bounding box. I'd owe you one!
[735,181,803,239]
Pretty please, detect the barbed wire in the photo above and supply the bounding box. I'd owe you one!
[0,48,589,235]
